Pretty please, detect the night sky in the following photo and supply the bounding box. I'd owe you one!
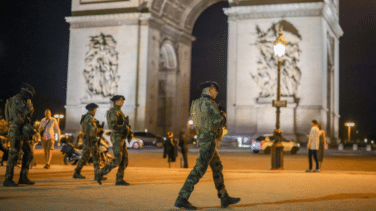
[1,1,375,139]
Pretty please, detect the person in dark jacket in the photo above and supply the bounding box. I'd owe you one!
[163,131,177,166]
[178,130,188,168]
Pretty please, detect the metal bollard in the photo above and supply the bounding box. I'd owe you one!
[338,143,344,150]
[366,144,372,151]
[352,144,358,151]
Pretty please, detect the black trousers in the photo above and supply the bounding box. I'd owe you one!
[181,150,188,168]
[308,149,319,170]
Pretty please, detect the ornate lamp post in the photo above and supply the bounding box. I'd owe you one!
[271,28,287,170]
[345,122,355,143]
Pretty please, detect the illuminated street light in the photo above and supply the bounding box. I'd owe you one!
[345,122,355,143]
[54,114,64,127]
[271,28,287,170]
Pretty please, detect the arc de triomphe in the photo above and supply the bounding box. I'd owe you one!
[65,0,342,143]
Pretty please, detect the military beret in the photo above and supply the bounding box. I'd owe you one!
[85,103,99,110]
[110,95,125,102]
[198,81,219,91]
[21,83,36,95]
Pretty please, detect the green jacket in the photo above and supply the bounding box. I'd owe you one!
[190,94,224,140]
[81,111,99,141]
[7,94,34,127]
[106,105,128,134]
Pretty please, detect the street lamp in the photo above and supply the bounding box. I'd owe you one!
[271,28,287,170]
[345,122,355,143]
[54,114,64,124]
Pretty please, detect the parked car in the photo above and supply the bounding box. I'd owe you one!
[220,133,254,148]
[133,131,164,148]
[250,134,300,154]
[103,130,144,149]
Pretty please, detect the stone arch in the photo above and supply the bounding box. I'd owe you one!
[157,39,179,134]
[181,0,227,32]
[150,0,227,33]
[160,40,178,71]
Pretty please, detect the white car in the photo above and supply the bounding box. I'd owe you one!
[250,134,300,154]
[103,130,144,149]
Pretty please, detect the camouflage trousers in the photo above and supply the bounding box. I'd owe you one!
[178,137,227,200]
[98,134,128,182]
[75,139,100,174]
[5,126,34,180]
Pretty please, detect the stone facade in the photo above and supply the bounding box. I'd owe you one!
[65,0,342,142]
[224,0,342,143]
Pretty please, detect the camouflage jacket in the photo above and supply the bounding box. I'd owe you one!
[107,105,128,135]
[7,94,34,127]
[190,94,224,140]
[81,111,100,141]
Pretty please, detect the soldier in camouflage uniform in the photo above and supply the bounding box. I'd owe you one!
[73,103,106,181]
[3,83,36,187]
[175,81,240,209]
[96,95,132,186]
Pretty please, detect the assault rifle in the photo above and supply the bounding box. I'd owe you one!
[122,116,133,142]
[95,120,105,144]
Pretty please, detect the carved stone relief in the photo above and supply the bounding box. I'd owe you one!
[251,20,302,99]
[82,33,119,101]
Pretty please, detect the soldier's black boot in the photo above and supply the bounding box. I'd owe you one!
[18,172,35,185]
[115,173,129,186]
[220,193,241,208]
[94,174,107,181]
[73,169,86,179]
[174,197,197,210]
[95,172,104,185]
[3,166,18,187]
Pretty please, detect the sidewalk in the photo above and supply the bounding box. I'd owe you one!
[0,165,375,210]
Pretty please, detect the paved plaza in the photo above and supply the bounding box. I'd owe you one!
[0,148,376,210]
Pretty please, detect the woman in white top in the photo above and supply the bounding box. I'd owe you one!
[306,119,320,172]
[39,109,60,169]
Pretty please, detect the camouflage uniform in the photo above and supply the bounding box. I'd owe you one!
[97,105,130,184]
[178,94,227,200]
[74,111,101,176]
[5,94,34,184]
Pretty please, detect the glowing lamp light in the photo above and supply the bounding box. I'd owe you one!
[188,120,193,125]
[54,114,59,118]
[273,28,287,57]
[59,115,64,119]
[274,43,286,57]
[346,122,355,127]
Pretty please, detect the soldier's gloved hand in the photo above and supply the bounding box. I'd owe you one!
[121,125,130,134]
[97,128,104,137]
[127,130,133,140]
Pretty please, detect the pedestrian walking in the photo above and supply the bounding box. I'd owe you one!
[178,130,189,168]
[175,81,240,209]
[73,103,106,181]
[39,109,60,169]
[306,119,320,172]
[163,131,178,168]
[316,123,327,169]
[3,83,36,187]
[96,95,133,186]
